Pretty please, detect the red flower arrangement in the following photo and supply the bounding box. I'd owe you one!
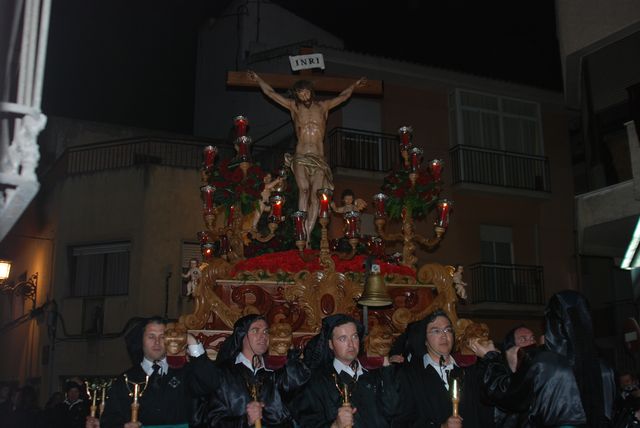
[209,159,266,215]
[381,166,442,219]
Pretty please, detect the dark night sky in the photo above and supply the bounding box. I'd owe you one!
[42,0,562,135]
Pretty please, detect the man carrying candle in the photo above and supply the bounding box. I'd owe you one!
[247,70,367,242]
[85,317,207,428]
[295,314,399,428]
[393,310,494,428]
[200,314,310,427]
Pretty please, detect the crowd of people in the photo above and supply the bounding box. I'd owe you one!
[3,289,640,427]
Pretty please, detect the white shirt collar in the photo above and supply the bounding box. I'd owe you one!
[235,352,271,373]
[423,353,457,389]
[333,358,365,380]
[141,357,169,376]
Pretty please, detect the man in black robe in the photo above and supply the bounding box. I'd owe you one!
[86,316,207,428]
[295,314,399,428]
[205,314,309,427]
[470,290,616,428]
[393,309,493,428]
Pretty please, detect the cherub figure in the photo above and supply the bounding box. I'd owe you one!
[330,189,367,214]
[182,258,202,297]
[252,173,284,230]
[452,265,467,300]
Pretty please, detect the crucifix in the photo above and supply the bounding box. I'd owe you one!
[225,47,383,242]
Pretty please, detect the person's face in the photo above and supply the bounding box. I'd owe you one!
[620,374,638,389]
[329,322,360,365]
[189,259,197,268]
[425,316,454,358]
[344,195,354,205]
[513,327,536,348]
[142,322,167,362]
[242,319,270,358]
[296,89,311,103]
[66,387,80,403]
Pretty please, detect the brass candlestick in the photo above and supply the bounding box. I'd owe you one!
[333,374,353,428]
[124,374,148,423]
[84,381,98,418]
[248,382,262,428]
[450,377,460,417]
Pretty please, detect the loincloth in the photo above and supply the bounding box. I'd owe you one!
[284,153,334,189]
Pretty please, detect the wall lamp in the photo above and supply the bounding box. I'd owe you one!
[0,260,38,310]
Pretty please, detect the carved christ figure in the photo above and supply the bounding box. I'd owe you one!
[248,70,367,242]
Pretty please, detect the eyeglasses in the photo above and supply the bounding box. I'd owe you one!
[427,327,454,336]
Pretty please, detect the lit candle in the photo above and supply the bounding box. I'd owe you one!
[292,211,307,241]
[317,188,333,219]
[233,115,249,138]
[398,125,413,148]
[101,386,106,404]
[436,199,453,228]
[200,185,216,212]
[452,378,459,400]
[409,147,423,171]
[344,211,360,238]
[203,145,217,169]
[429,159,443,181]
[269,195,284,221]
[201,243,214,259]
[133,384,139,402]
[372,193,388,218]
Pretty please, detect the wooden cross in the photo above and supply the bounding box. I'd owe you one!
[226,47,383,96]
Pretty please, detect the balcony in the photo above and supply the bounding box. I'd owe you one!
[468,263,545,305]
[328,127,400,173]
[450,145,550,193]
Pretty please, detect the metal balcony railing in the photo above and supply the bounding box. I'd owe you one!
[450,145,550,192]
[328,127,400,172]
[469,263,545,305]
[65,137,232,176]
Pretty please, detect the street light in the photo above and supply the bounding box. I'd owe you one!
[0,260,11,282]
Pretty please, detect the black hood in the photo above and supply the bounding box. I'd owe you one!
[303,314,364,370]
[216,314,266,364]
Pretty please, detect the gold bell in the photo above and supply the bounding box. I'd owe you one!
[359,271,392,307]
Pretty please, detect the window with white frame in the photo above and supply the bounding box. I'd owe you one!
[70,242,130,297]
[452,89,543,155]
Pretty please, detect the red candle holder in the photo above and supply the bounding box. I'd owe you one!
[317,188,333,219]
[292,211,307,241]
[368,236,385,258]
[226,205,236,228]
[200,185,216,212]
[201,243,214,259]
[236,136,252,161]
[409,147,423,171]
[269,195,285,222]
[429,159,443,181]
[197,231,209,245]
[219,235,230,254]
[233,115,249,138]
[398,125,413,149]
[372,193,388,218]
[344,210,361,239]
[436,199,453,228]
[203,145,217,170]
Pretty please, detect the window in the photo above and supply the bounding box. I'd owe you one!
[452,89,543,155]
[70,242,130,297]
[479,226,514,301]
